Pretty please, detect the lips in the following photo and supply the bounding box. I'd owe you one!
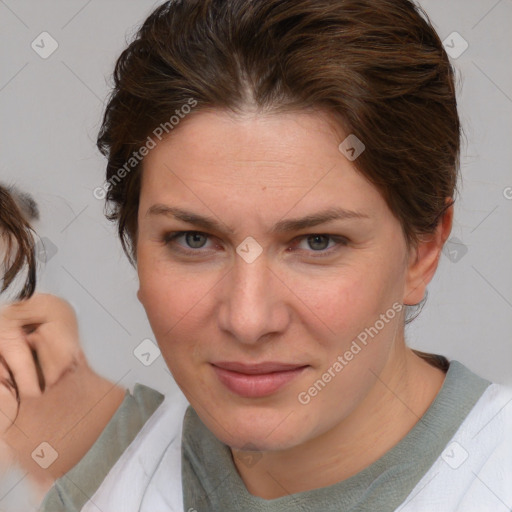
[211,361,308,398]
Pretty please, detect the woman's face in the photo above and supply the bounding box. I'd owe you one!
[136,109,420,451]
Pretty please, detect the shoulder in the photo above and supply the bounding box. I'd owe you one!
[40,383,187,512]
[398,379,512,511]
[463,380,512,444]
[447,382,512,509]
[78,384,189,511]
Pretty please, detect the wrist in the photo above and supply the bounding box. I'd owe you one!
[3,366,126,483]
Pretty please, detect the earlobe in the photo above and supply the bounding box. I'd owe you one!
[404,203,454,306]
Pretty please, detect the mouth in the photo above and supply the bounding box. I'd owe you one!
[211,361,309,398]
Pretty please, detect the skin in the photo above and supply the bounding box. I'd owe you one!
[136,108,453,499]
[0,295,125,498]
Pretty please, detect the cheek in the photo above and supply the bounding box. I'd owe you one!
[138,246,188,324]
[137,247,218,360]
[291,261,401,345]
[289,269,404,434]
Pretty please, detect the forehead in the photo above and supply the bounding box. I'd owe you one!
[139,109,385,220]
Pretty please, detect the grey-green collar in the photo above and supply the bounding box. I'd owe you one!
[182,360,490,512]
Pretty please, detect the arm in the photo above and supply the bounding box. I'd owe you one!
[0,294,125,494]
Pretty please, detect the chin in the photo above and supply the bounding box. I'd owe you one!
[202,403,311,452]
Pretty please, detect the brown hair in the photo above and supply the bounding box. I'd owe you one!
[0,184,37,300]
[98,0,460,265]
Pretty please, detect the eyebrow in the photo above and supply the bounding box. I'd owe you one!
[146,204,369,234]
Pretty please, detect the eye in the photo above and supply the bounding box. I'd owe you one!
[163,231,215,255]
[293,234,348,256]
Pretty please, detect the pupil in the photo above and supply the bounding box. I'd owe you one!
[187,233,206,248]
[309,235,328,251]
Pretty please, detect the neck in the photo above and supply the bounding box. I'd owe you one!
[231,348,446,499]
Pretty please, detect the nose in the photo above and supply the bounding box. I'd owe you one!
[217,251,290,345]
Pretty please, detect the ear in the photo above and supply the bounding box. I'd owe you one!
[404,202,453,305]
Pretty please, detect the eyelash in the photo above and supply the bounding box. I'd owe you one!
[161,231,348,258]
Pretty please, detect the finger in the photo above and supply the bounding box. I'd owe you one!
[1,293,83,392]
[0,355,18,397]
[24,322,85,389]
[2,294,78,331]
[0,338,42,398]
[0,383,19,433]
[0,356,19,431]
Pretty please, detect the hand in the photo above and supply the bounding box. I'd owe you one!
[0,293,85,434]
[0,294,125,492]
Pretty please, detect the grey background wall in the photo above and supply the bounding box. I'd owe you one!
[1,0,511,405]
